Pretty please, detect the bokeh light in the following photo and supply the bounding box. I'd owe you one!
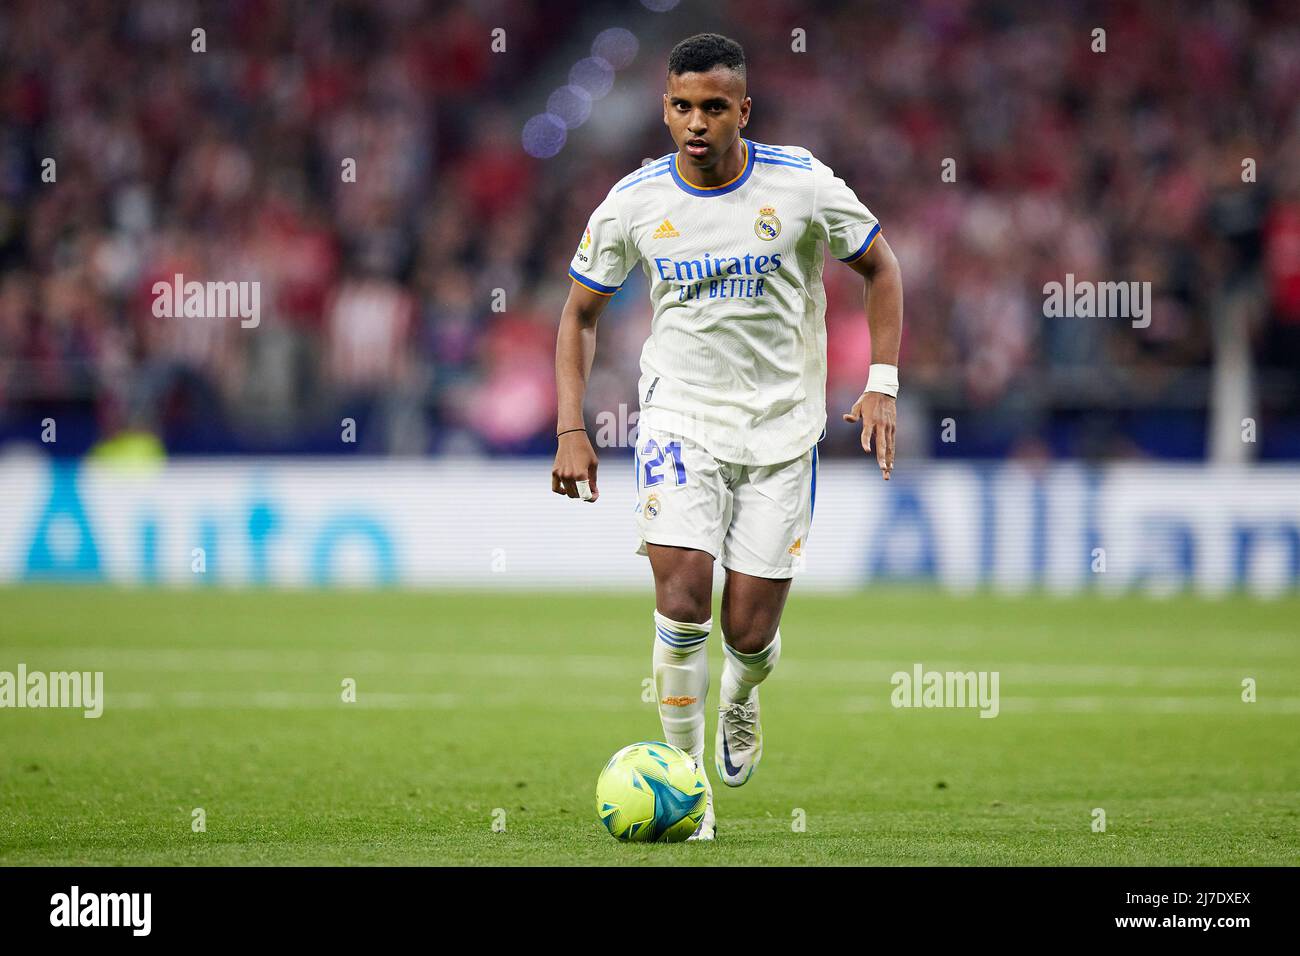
[592,28,638,70]
[568,57,615,99]
[521,113,567,158]
[546,85,593,129]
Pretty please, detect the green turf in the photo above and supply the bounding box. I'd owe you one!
[0,586,1297,865]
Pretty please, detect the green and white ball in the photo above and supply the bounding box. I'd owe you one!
[596,741,707,842]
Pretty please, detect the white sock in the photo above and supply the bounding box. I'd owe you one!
[652,610,711,764]
[721,629,781,704]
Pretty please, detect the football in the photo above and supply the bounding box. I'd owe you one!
[595,741,708,842]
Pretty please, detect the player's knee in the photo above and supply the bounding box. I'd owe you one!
[653,566,712,624]
[721,620,778,656]
[656,597,710,626]
[655,579,711,625]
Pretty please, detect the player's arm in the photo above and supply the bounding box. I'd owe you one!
[842,233,902,480]
[552,280,614,501]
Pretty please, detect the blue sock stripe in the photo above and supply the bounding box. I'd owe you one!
[655,632,707,647]
[724,638,777,665]
[657,635,707,650]
[656,627,708,648]
[657,625,705,639]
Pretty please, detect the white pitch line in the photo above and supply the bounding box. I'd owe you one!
[44,689,1300,715]
[1,647,1292,689]
[839,695,1300,714]
[104,690,640,712]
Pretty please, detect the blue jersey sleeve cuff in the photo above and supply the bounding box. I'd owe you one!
[838,223,882,263]
[568,267,620,296]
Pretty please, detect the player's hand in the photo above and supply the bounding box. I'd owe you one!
[552,430,600,501]
[843,391,896,480]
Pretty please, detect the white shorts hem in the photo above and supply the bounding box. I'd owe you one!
[719,559,796,581]
[636,533,720,561]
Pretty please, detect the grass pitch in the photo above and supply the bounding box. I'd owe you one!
[1,586,1296,865]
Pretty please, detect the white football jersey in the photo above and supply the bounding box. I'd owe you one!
[569,138,881,465]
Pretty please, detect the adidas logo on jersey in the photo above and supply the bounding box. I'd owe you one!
[652,219,680,239]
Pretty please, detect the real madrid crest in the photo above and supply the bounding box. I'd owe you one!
[644,494,661,520]
[754,206,781,241]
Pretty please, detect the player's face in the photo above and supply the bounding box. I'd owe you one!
[663,67,750,168]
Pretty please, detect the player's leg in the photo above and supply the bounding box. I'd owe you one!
[721,570,789,661]
[713,444,815,786]
[647,542,714,769]
[714,571,788,786]
[648,546,718,843]
[634,426,732,839]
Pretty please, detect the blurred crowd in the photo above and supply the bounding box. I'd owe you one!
[1,0,1298,459]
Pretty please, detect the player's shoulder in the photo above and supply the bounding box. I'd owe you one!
[611,153,677,197]
[747,139,818,173]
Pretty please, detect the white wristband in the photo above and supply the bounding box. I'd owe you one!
[865,363,899,398]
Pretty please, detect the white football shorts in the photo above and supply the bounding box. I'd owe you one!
[632,423,818,579]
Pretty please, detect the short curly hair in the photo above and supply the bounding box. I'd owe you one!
[667,33,746,81]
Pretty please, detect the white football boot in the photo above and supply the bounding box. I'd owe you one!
[715,690,762,787]
[686,758,715,841]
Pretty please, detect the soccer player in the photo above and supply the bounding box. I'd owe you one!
[552,33,902,840]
